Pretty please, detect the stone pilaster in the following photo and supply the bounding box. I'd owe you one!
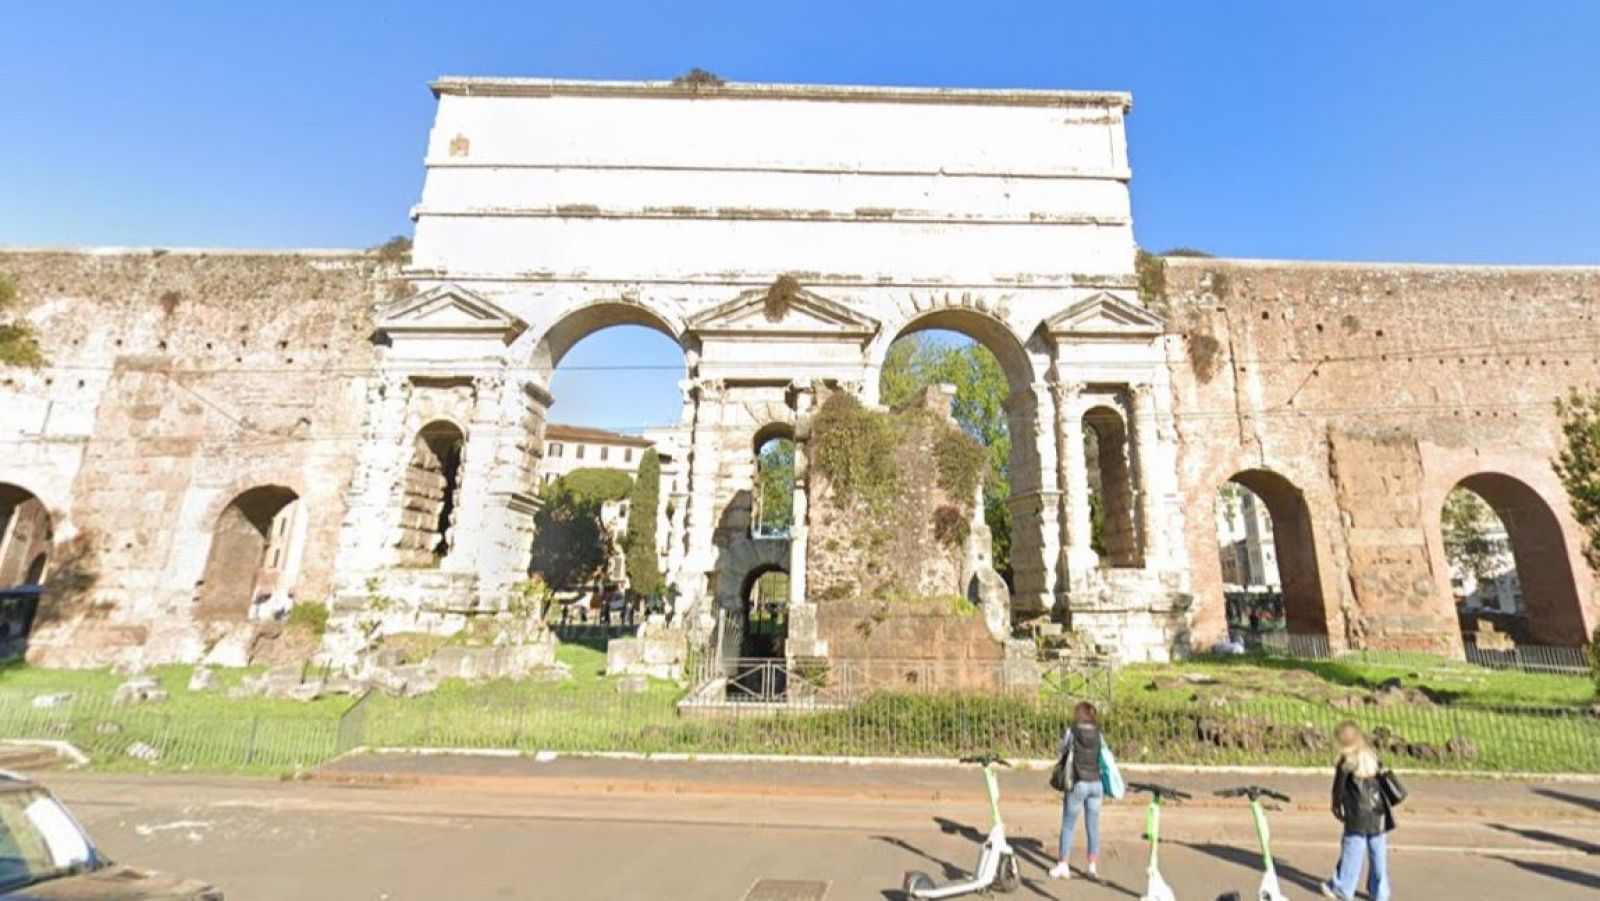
[680,378,725,627]
[331,372,411,578]
[1130,382,1166,567]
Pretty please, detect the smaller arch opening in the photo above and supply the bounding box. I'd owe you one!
[1443,474,1585,648]
[1215,470,1329,644]
[197,485,301,621]
[0,484,53,590]
[399,421,465,566]
[1083,405,1140,568]
[740,565,789,660]
[753,428,795,539]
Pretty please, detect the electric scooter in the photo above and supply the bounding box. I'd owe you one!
[1214,786,1292,901]
[902,754,1022,898]
[1128,782,1191,901]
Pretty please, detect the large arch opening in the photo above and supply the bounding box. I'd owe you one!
[398,421,465,567]
[877,314,1033,589]
[1443,473,1585,647]
[196,485,301,621]
[1084,404,1140,568]
[531,305,689,624]
[1215,470,1327,641]
[0,484,52,590]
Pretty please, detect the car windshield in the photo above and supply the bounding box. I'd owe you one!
[0,788,101,893]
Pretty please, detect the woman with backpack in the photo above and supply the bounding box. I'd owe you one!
[1050,701,1113,880]
[1322,721,1399,901]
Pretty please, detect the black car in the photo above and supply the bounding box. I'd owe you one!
[0,771,222,899]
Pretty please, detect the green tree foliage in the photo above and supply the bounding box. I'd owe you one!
[558,467,633,503]
[1555,390,1600,572]
[880,333,1013,575]
[623,450,663,599]
[0,274,45,368]
[530,467,631,590]
[1441,487,1506,588]
[755,438,795,532]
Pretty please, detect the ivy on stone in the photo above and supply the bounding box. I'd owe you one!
[0,274,45,368]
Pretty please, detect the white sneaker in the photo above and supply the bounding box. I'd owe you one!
[1086,861,1099,880]
[1048,862,1072,880]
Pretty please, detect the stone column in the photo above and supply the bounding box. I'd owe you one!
[1053,380,1099,578]
[787,382,814,609]
[1003,381,1063,619]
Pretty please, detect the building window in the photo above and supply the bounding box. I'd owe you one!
[600,446,610,462]
[548,442,563,458]
[625,448,634,463]
[575,444,585,460]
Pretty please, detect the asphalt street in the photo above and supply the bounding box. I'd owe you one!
[29,757,1600,900]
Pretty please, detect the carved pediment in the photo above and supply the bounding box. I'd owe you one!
[688,282,880,341]
[375,284,527,345]
[1046,292,1166,340]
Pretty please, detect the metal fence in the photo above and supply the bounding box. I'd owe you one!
[0,689,339,772]
[1252,631,1592,676]
[2,654,1593,775]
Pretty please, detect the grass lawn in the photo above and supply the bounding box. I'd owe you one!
[1117,653,1595,708]
[1,646,1594,775]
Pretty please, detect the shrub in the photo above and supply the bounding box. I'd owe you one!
[1588,626,1600,696]
[285,602,329,636]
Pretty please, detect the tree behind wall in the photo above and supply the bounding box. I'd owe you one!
[880,334,1012,578]
[1555,389,1600,572]
[529,468,632,591]
[624,450,663,599]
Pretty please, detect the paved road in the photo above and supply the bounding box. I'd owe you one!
[33,757,1600,900]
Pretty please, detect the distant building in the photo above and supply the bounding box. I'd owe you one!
[1450,523,1522,616]
[1215,488,1280,591]
[541,424,655,486]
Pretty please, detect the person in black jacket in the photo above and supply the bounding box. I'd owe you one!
[1049,702,1104,881]
[1321,721,1394,901]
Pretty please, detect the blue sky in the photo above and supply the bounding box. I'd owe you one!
[5,1,1598,430]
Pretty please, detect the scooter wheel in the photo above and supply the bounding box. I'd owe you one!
[903,870,935,896]
[996,854,1021,893]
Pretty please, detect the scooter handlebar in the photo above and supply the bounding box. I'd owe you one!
[1215,785,1292,803]
[958,753,1011,767]
[1128,782,1192,801]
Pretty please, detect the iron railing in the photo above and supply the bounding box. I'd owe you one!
[1250,631,1592,676]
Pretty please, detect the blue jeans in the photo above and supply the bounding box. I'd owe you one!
[1330,831,1389,901]
[1058,779,1103,860]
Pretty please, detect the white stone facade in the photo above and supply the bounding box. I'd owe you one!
[378,77,1190,661]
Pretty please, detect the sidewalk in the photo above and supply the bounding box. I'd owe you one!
[313,748,1600,819]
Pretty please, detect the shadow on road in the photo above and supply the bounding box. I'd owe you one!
[1489,855,1600,891]
[1486,822,1600,856]
[1529,787,1600,815]
[1181,841,1325,895]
